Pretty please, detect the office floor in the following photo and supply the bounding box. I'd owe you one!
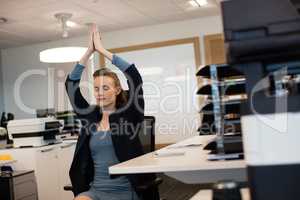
[158,174,202,200]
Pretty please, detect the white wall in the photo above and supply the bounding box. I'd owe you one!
[100,15,223,63]
[0,15,223,142]
[0,37,96,119]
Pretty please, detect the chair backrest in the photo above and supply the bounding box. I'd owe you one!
[139,116,155,153]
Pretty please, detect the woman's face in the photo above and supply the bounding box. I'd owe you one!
[93,76,121,108]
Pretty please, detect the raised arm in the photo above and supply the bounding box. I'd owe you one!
[93,29,144,119]
[65,27,95,118]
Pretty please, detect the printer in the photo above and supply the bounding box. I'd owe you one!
[221,0,300,199]
[55,110,82,137]
[7,117,63,148]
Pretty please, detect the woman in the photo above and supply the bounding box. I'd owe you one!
[65,25,159,200]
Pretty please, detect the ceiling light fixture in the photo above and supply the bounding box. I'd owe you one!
[40,13,90,63]
[66,20,77,28]
[54,13,72,38]
[189,0,208,7]
[40,47,88,63]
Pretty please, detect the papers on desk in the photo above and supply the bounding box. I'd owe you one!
[166,140,203,149]
[154,149,186,157]
[154,136,204,157]
[207,153,244,161]
[167,143,202,149]
[154,138,205,157]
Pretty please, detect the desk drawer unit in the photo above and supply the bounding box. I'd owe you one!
[0,171,38,200]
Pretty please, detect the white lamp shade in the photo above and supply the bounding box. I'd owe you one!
[40,47,89,63]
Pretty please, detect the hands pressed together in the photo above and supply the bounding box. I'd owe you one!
[79,23,113,66]
[87,24,104,54]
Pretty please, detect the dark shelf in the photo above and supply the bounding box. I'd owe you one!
[219,77,245,86]
[196,65,210,77]
[196,64,244,78]
[197,85,212,95]
[200,103,213,113]
[224,123,241,133]
[221,84,246,95]
[201,113,214,124]
[200,103,242,114]
[221,95,248,105]
[197,83,245,95]
[224,104,241,114]
[224,119,241,124]
[196,63,246,141]
[198,123,241,135]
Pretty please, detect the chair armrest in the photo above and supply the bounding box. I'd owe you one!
[64,184,73,191]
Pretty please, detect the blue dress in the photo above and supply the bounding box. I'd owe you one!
[77,130,140,200]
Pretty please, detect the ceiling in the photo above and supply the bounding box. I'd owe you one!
[0,0,220,49]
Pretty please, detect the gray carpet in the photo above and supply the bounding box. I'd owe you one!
[158,174,202,200]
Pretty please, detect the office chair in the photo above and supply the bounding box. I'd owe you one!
[139,116,156,153]
[134,116,163,192]
[64,116,163,197]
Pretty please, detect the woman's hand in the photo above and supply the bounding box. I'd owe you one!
[92,26,113,61]
[86,25,95,55]
[93,27,104,53]
[78,25,96,66]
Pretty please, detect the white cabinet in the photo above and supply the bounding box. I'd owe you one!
[0,141,76,200]
[58,142,76,200]
[35,146,60,200]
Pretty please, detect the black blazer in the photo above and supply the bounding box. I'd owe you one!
[65,64,159,200]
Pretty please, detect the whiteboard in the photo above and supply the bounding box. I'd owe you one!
[104,43,200,144]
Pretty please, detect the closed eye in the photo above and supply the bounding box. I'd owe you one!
[103,85,109,90]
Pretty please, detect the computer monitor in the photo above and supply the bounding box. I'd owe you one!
[222,0,300,63]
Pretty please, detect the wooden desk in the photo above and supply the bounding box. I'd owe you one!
[109,135,247,184]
